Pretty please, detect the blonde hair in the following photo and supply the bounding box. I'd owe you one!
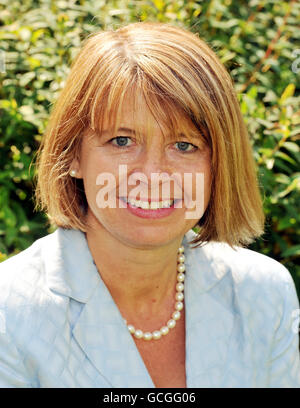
[34,21,264,247]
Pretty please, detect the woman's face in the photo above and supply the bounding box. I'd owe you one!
[72,92,212,249]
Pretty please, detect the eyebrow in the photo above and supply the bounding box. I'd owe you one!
[100,127,137,136]
[98,127,203,143]
[101,128,194,137]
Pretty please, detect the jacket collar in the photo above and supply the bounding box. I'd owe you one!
[183,229,232,293]
[43,228,101,303]
[44,227,230,303]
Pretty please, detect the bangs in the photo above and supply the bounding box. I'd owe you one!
[87,61,210,147]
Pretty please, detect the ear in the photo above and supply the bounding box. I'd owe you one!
[69,158,83,179]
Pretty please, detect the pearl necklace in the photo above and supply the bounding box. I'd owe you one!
[125,245,186,341]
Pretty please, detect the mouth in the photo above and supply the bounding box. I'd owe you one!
[119,197,180,210]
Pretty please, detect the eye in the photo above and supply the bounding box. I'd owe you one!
[174,141,198,153]
[110,136,133,147]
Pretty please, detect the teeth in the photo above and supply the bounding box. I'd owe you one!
[150,202,160,210]
[162,200,172,208]
[140,201,149,210]
[126,198,174,209]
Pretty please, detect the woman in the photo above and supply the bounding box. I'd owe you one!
[0,22,299,388]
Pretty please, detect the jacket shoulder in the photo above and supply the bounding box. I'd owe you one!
[0,233,51,286]
[201,241,295,287]
[0,232,60,323]
[190,241,299,339]
[186,239,299,313]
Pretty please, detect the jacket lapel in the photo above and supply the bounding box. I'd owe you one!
[45,227,154,388]
[183,231,236,387]
[72,278,155,388]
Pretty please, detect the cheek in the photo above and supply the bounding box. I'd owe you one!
[82,165,98,196]
[188,157,212,209]
[80,150,111,183]
[80,159,104,209]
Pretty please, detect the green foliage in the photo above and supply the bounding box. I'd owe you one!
[0,0,299,294]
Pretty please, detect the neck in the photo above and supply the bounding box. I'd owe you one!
[84,214,184,321]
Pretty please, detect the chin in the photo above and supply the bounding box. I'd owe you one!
[119,226,183,249]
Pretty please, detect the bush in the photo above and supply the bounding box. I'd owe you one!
[0,0,299,294]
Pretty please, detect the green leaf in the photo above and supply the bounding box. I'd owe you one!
[279,84,295,105]
[2,206,17,227]
[283,142,300,154]
[282,245,300,258]
[4,226,18,247]
[275,174,290,184]
[275,151,297,165]
[19,72,36,87]
[277,178,300,198]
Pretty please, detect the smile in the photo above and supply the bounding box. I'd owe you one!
[120,197,175,210]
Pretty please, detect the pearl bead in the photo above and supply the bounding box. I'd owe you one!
[167,319,176,329]
[143,332,153,341]
[177,273,185,282]
[126,245,185,340]
[172,311,181,320]
[152,330,161,340]
[175,292,184,301]
[70,170,77,177]
[178,254,185,263]
[177,264,185,273]
[175,301,184,311]
[176,282,184,292]
[160,326,169,335]
[134,329,143,338]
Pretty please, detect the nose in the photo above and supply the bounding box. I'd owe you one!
[128,141,173,200]
[139,144,167,177]
[136,135,175,181]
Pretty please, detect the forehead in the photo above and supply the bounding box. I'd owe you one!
[116,91,162,132]
[100,88,202,142]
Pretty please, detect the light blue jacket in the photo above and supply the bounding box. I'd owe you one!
[0,227,299,388]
